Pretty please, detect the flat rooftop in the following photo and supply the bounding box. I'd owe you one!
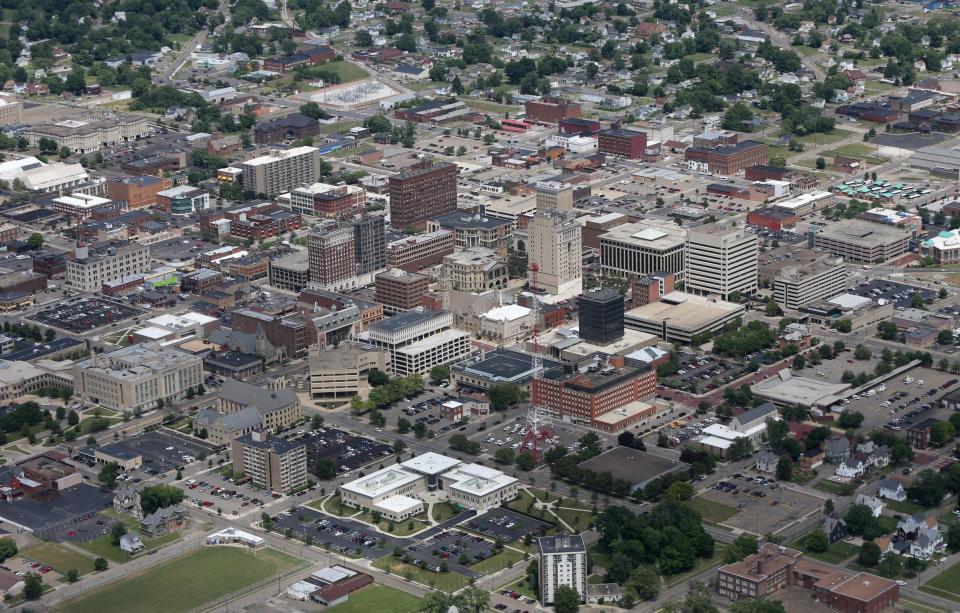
[625,293,745,331]
[453,348,562,383]
[599,219,687,250]
[340,465,421,498]
[813,220,911,246]
[400,452,461,476]
[752,368,852,407]
[592,400,655,425]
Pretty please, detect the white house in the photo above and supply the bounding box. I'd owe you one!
[119,533,144,553]
[835,457,865,478]
[909,526,944,559]
[878,478,907,502]
[855,494,884,518]
[756,451,778,474]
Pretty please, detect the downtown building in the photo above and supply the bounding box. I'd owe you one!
[308,222,356,285]
[538,535,587,605]
[289,182,366,218]
[685,222,758,300]
[599,221,687,283]
[365,308,472,377]
[527,210,582,295]
[66,243,151,292]
[684,140,768,175]
[232,430,307,494]
[388,160,458,230]
[240,146,322,196]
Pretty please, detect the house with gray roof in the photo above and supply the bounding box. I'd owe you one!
[119,533,144,553]
[878,478,907,502]
[140,505,185,538]
[756,451,778,474]
[113,483,142,519]
[820,515,847,544]
[824,435,851,464]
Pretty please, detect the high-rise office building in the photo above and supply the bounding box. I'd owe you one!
[231,430,307,494]
[578,288,624,344]
[528,211,582,295]
[388,160,457,230]
[353,215,386,275]
[686,222,758,300]
[538,535,587,605]
[308,222,356,285]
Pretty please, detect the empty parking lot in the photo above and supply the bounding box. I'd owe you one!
[697,478,824,536]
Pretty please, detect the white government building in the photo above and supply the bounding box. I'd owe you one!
[338,452,518,520]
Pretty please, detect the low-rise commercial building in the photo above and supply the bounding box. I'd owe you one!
[921,229,960,265]
[812,220,911,263]
[386,230,455,272]
[685,141,767,175]
[624,292,745,344]
[309,345,389,405]
[366,308,472,376]
[375,268,429,312]
[773,254,848,310]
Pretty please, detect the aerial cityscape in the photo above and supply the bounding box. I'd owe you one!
[1,0,960,611]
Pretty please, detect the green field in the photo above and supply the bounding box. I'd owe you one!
[78,416,121,434]
[469,547,525,575]
[552,506,593,531]
[685,497,739,525]
[814,480,856,496]
[797,128,854,147]
[462,97,517,114]
[326,585,424,613]
[309,494,355,517]
[921,560,960,603]
[431,502,460,523]
[885,499,927,515]
[319,60,369,84]
[790,536,859,564]
[372,556,469,591]
[826,143,890,164]
[21,543,96,576]
[58,547,302,613]
[80,530,181,563]
[500,576,538,600]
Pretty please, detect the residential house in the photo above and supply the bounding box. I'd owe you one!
[113,483,143,519]
[824,435,851,464]
[909,526,944,559]
[820,515,848,544]
[140,505,185,537]
[0,569,24,599]
[756,451,778,474]
[878,478,907,502]
[855,494,885,518]
[835,456,865,479]
[120,533,145,553]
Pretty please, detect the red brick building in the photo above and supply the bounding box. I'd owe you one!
[630,272,674,308]
[308,223,356,285]
[747,207,799,232]
[107,176,173,210]
[685,141,768,175]
[386,230,454,272]
[229,210,302,241]
[558,118,602,135]
[597,128,647,159]
[532,356,657,427]
[524,97,581,124]
[230,308,309,358]
[388,161,458,230]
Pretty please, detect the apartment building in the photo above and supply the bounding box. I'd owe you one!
[524,97,581,123]
[308,222,356,285]
[231,430,307,494]
[528,210,582,295]
[685,141,768,175]
[597,128,647,159]
[73,344,203,412]
[685,222,758,300]
[352,215,386,275]
[241,146,322,196]
[289,182,366,218]
[66,243,151,292]
[388,160,458,230]
[268,250,310,292]
[538,535,587,605]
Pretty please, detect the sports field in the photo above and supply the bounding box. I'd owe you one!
[326,585,423,613]
[57,547,302,613]
[921,560,960,604]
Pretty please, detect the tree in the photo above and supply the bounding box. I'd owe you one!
[858,541,881,567]
[805,529,829,553]
[838,411,864,429]
[461,586,490,613]
[23,572,43,599]
[724,534,759,563]
[429,366,450,384]
[553,585,580,613]
[110,522,127,546]
[316,459,337,479]
[94,557,108,571]
[765,300,782,316]
[731,600,786,613]
[776,456,793,481]
[99,462,121,487]
[844,504,882,539]
[67,409,79,426]
[355,29,373,46]
[488,382,524,410]
[139,484,186,514]
[931,420,956,446]
[368,368,390,387]
[0,539,16,562]
[665,481,694,501]
[65,568,80,582]
[495,448,515,465]
[624,566,659,601]
[877,321,899,341]
[854,345,872,360]
[815,157,826,169]
[515,451,535,471]
[834,319,852,333]
[912,293,927,309]
[938,330,954,345]
[792,354,805,370]
[396,417,411,434]
[27,233,43,249]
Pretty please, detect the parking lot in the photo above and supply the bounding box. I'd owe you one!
[697,476,824,536]
[272,506,408,559]
[841,366,959,432]
[465,508,551,542]
[186,473,269,517]
[404,528,487,578]
[31,297,144,333]
[87,430,219,475]
[293,427,395,479]
[470,415,591,461]
[0,484,113,542]
[660,352,752,393]
[850,280,937,310]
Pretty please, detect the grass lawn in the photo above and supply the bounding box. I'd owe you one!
[815,480,857,496]
[57,547,302,613]
[78,416,121,434]
[886,499,927,515]
[79,531,181,564]
[470,548,525,575]
[552,506,593,532]
[792,45,822,57]
[920,560,960,603]
[431,502,460,523]
[21,542,96,575]
[462,97,517,114]
[317,119,363,135]
[310,494,354,517]
[686,497,739,525]
[797,128,853,147]
[790,536,859,564]
[326,585,423,613]
[500,576,538,600]
[320,61,369,84]
[829,143,889,164]
[377,517,428,537]
[372,556,469,591]
[507,490,537,513]
[877,515,898,535]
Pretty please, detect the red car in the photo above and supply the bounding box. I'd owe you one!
[40,566,52,573]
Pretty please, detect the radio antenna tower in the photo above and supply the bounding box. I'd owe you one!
[522,263,553,463]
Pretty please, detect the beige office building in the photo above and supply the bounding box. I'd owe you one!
[0,95,22,125]
[441,247,508,292]
[66,243,151,292]
[73,344,203,412]
[232,430,307,494]
[309,345,389,405]
[773,255,848,310]
[23,113,149,154]
[528,210,582,295]
[535,181,574,212]
[599,220,687,283]
[686,222,758,300]
[240,146,322,196]
[811,220,911,264]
